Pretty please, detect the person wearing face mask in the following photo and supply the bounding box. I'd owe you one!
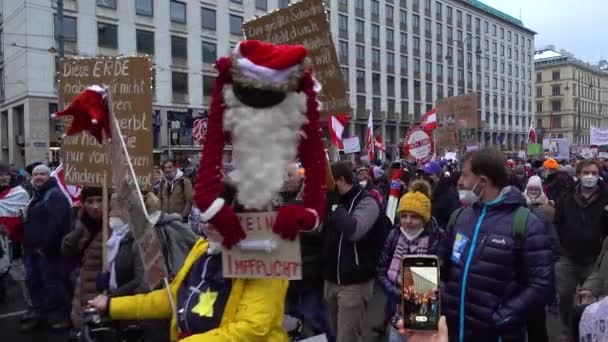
[87,221,290,341]
[553,159,608,341]
[376,180,441,342]
[159,159,193,222]
[437,148,554,342]
[61,187,104,333]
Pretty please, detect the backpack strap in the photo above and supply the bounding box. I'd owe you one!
[512,206,530,241]
[447,207,464,232]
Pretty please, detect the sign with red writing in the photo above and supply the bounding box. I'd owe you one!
[404,126,434,163]
[222,212,302,280]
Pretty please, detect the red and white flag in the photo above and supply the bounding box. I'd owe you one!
[420,108,437,132]
[528,123,537,143]
[51,163,82,207]
[375,134,386,152]
[328,114,348,149]
[193,117,208,145]
[366,111,375,161]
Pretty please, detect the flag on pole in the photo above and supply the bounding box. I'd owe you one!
[193,117,209,145]
[549,111,554,132]
[328,114,348,149]
[420,108,437,132]
[366,111,375,161]
[385,169,403,224]
[51,163,82,206]
[528,123,537,143]
[375,134,386,152]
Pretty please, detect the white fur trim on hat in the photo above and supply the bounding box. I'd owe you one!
[236,57,300,86]
[200,198,225,222]
[526,175,543,189]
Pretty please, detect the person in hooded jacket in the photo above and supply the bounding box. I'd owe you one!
[543,158,575,205]
[159,159,193,221]
[437,148,554,342]
[421,162,460,230]
[376,179,441,342]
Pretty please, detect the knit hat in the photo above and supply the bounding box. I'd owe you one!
[32,164,50,175]
[526,175,543,189]
[81,187,102,202]
[397,180,432,223]
[543,158,560,170]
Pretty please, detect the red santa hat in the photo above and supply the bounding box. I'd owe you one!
[51,85,111,144]
[194,40,326,248]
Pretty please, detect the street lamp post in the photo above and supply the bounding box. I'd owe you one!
[566,73,594,144]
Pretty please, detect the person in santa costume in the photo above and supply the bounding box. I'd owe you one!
[88,40,326,342]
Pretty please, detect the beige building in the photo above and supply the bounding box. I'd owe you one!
[534,48,608,144]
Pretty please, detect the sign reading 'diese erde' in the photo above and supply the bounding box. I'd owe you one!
[243,0,350,119]
[58,57,153,190]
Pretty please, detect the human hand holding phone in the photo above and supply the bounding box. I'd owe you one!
[397,316,448,342]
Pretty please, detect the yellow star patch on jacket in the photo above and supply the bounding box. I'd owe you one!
[191,290,218,317]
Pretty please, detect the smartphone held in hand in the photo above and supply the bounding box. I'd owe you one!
[401,255,440,331]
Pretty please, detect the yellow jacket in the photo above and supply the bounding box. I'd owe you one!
[110,239,289,342]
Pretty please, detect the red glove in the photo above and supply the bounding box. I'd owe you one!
[273,205,319,240]
[209,205,246,249]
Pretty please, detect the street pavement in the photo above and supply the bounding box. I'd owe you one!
[1,275,564,342]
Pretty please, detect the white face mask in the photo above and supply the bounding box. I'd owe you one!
[359,180,368,188]
[207,241,222,255]
[458,179,481,205]
[108,217,126,229]
[401,227,424,241]
[581,174,599,188]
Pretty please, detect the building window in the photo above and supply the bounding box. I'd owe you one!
[400,55,408,74]
[201,8,216,30]
[172,72,188,97]
[356,45,365,67]
[372,73,381,95]
[171,36,187,62]
[97,22,118,49]
[136,30,154,55]
[372,49,381,70]
[387,76,395,97]
[413,15,420,31]
[356,20,365,42]
[203,75,214,100]
[492,24,496,36]
[136,0,153,16]
[256,0,267,10]
[372,24,380,45]
[553,117,561,129]
[170,1,187,24]
[536,102,542,113]
[536,86,542,97]
[279,0,290,8]
[339,15,348,38]
[552,84,561,96]
[552,71,560,80]
[341,67,349,90]
[387,28,394,48]
[356,70,366,93]
[355,0,364,16]
[202,41,217,64]
[339,41,349,65]
[387,52,395,71]
[552,100,561,112]
[54,15,77,43]
[229,14,243,35]
[401,78,408,98]
[386,5,394,25]
[436,2,442,19]
[400,10,407,29]
[400,33,408,51]
[357,95,366,112]
[97,0,116,9]
[371,0,380,20]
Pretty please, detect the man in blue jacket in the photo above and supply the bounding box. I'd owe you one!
[21,164,72,332]
[438,148,554,342]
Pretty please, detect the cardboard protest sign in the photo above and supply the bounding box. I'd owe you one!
[403,126,434,163]
[58,57,153,190]
[526,143,541,156]
[435,94,479,149]
[222,212,302,280]
[580,147,597,159]
[599,152,608,159]
[243,0,349,119]
[343,137,361,154]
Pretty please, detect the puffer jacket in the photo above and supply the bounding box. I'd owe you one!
[438,187,554,342]
[62,214,103,328]
[110,239,289,342]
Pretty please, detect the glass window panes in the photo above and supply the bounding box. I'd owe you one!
[97,22,118,49]
[229,14,243,35]
[279,0,290,8]
[170,1,186,23]
[97,0,116,9]
[136,30,154,55]
[202,8,216,30]
[171,36,187,60]
[172,72,188,94]
[136,0,153,16]
[54,15,77,42]
[256,0,267,10]
[202,41,217,64]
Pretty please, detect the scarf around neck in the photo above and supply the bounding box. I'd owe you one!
[387,228,430,286]
[106,222,130,291]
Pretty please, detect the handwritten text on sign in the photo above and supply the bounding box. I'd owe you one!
[58,57,153,189]
[222,212,302,280]
[243,0,350,119]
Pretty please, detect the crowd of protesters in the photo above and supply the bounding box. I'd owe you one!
[1,149,608,342]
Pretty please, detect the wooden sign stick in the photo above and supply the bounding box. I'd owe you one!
[102,171,109,273]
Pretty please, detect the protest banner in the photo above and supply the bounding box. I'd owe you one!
[58,57,153,190]
[526,143,541,156]
[403,126,434,163]
[599,152,608,159]
[243,0,349,119]
[222,212,302,280]
[590,126,608,146]
[435,94,479,149]
[580,147,597,159]
[343,137,361,154]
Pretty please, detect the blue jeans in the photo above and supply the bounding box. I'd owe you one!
[24,253,70,318]
[287,285,335,342]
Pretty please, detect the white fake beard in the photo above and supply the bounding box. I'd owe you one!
[223,86,308,210]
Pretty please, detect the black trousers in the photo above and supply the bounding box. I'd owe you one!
[526,309,548,342]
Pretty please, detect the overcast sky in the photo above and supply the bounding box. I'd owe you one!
[480,0,607,63]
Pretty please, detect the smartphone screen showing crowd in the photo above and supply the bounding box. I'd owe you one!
[401,256,440,331]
